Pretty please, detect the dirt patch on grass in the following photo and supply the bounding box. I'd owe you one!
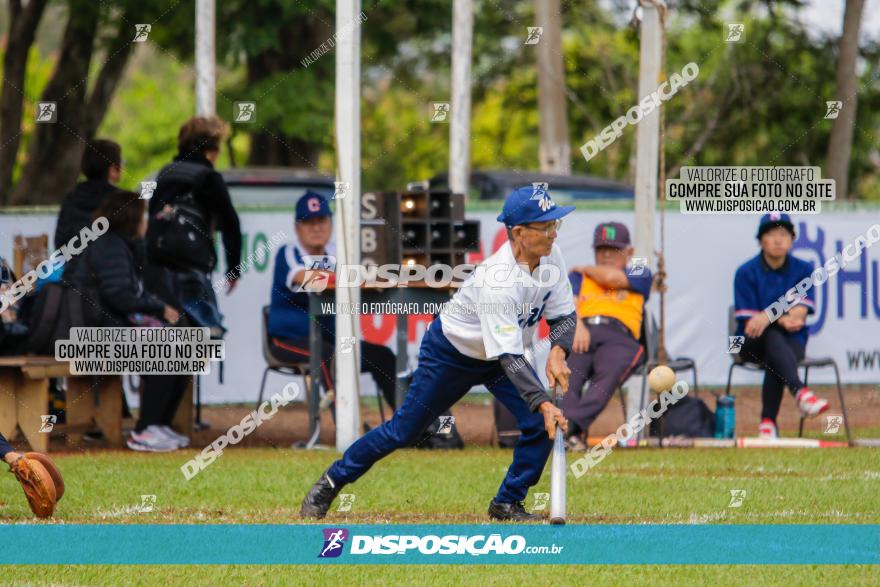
[188,385,879,449]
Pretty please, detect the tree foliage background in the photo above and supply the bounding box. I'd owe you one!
[0,0,877,203]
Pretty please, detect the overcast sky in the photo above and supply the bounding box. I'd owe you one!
[799,0,880,40]
[608,1,880,40]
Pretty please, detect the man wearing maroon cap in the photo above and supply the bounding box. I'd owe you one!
[562,222,652,450]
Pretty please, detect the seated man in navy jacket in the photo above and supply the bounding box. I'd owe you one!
[733,213,828,439]
[268,192,397,414]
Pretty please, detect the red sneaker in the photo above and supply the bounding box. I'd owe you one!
[795,388,829,418]
[758,418,778,439]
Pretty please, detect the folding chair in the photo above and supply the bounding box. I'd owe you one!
[256,305,314,442]
[723,306,852,445]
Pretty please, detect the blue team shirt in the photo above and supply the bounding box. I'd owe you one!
[733,253,816,344]
[268,239,335,340]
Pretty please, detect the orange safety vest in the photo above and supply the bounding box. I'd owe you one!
[573,274,644,338]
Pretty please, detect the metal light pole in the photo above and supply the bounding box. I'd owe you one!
[449,0,473,196]
[195,0,216,116]
[335,0,363,451]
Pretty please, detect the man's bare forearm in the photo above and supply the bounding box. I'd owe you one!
[578,265,628,289]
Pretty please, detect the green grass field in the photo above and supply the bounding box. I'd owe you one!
[1,447,878,585]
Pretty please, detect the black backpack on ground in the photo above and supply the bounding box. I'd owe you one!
[27,282,104,355]
[146,161,215,273]
[649,394,715,438]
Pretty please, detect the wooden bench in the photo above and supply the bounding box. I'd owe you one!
[0,356,193,452]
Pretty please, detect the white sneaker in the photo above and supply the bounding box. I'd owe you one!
[758,419,778,439]
[127,427,179,452]
[796,388,829,418]
[156,425,190,448]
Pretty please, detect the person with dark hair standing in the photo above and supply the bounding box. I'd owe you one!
[66,190,189,452]
[48,140,124,436]
[54,139,122,250]
[145,116,242,339]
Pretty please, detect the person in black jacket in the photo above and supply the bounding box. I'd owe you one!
[48,141,122,433]
[66,205,169,327]
[0,257,28,355]
[54,139,122,250]
[146,116,242,338]
[66,190,190,453]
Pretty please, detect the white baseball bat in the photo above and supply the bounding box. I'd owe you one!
[549,384,566,525]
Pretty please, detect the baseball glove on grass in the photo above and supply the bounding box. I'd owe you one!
[25,452,65,501]
[8,453,64,518]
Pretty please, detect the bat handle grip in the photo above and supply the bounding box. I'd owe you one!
[553,384,564,436]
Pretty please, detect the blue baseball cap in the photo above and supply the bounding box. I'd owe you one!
[296,191,332,222]
[756,212,794,238]
[496,185,576,227]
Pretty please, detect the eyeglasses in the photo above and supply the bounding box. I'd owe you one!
[521,219,562,237]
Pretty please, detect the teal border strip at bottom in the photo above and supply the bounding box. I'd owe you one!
[0,524,877,565]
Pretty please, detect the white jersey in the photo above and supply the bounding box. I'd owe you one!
[280,234,336,290]
[439,241,575,360]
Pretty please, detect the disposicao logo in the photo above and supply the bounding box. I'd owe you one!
[348,533,528,555]
[317,530,562,557]
[319,528,349,558]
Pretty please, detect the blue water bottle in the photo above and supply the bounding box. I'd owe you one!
[715,395,736,439]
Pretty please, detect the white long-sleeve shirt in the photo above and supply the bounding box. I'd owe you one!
[440,241,575,361]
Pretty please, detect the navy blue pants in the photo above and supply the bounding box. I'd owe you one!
[740,325,806,422]
[328,319,552,504]
[0,432,13,459]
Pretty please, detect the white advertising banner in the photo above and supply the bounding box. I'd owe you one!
[2,209,877,403]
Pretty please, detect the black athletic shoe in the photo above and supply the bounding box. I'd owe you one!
[300,470,344,519]
[487,499,542,522]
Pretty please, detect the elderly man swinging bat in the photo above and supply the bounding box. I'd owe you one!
[300,185,578,522]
